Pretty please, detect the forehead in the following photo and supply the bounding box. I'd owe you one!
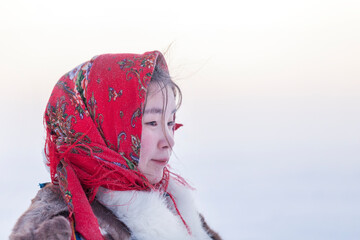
[144,84,176,112]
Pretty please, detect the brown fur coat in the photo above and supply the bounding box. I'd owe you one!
[10,184,221,240]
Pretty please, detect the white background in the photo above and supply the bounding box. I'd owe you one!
[1,0,359,239]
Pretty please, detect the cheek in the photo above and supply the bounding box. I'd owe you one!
[139,129,152,162]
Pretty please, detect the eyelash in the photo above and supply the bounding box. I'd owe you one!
[146,121,157,126]
[145,121,175,127]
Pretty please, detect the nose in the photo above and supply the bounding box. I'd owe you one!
[158,127,175,150]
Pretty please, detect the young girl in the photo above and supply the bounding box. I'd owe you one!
[10,51,221,240]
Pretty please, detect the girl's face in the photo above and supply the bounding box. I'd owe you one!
[138,83,176,184]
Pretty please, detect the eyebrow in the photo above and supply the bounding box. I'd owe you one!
[144,108,177,114]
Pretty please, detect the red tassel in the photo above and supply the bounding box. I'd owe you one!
[167,192,192,235]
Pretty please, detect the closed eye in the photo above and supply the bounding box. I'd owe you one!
[168,121,175,127]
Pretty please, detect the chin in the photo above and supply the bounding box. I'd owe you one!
[147,171,164,184]
[148,176,162,184]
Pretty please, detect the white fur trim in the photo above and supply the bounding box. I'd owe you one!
[96,178,211,240]
[167,178,213,240]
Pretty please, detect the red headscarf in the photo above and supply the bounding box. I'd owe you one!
[44,51,178,240]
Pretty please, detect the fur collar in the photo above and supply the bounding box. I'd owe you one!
[96,177,212,240]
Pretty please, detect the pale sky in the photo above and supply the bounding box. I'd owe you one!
[1,0,360,239]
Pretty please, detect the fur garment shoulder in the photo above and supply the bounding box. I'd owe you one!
[9,184,131,240]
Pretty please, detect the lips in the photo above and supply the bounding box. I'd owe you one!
[151,158,169,166]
